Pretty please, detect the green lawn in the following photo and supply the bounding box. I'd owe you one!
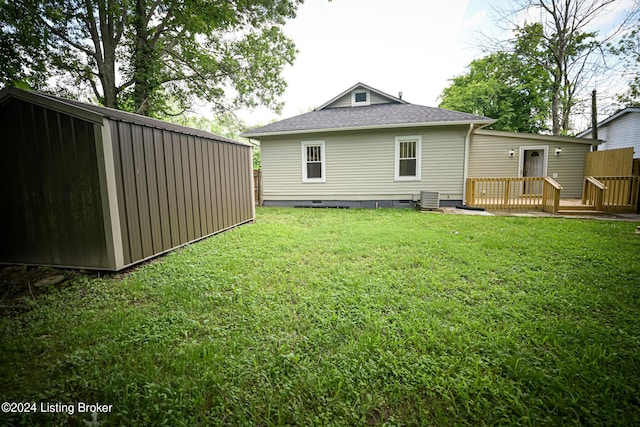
[1,208,640,426]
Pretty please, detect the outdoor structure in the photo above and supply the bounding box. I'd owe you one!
[577,107,640,158]
[0,87,255,271]
[242,83,609,212]
[468,130,595,198]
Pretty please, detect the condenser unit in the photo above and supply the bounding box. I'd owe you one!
[420,190,440,210]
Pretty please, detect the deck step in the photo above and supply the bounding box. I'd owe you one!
[558,204,597,210]
[557,208,605,215]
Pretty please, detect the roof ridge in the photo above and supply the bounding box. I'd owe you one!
[242,102,495,138]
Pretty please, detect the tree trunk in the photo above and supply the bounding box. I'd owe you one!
[100,54,118,109]
[551,72,561,135]
[133,0,152,116]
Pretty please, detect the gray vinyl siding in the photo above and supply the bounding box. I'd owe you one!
[324,91,397,109]
[326,93,352,108]
[546,145,590,197]
[260,126,468,202]
[469,133,590,198]
[599,112,640,157]
[370,91,393,105]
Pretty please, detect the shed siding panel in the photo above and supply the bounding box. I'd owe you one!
[200,141,213,235]
[111,123,131,265]
[171,133,188,244]
[221,143,232,228]
[118,123,143,263]
[212,142,224,229]
[260,127,467,201]
[152,129,171,251]
[142,127,163,255]
[0,98,108,268]
[132,125,154,258]
[178,135,193,242]
[232,145,242,224]
[162,131,180,248]
[110,125,254,268]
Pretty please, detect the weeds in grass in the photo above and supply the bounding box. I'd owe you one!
[1,208,639,426]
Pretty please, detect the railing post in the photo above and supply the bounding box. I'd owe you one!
[503,178,510,206]
[466,178,474,206]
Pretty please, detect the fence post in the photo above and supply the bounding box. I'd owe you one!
[253,169,262,206]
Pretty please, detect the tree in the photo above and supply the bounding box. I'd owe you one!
[495,0,637,135]
[439,29,552,133]
[0,0,305,117]
[613,19,640,107]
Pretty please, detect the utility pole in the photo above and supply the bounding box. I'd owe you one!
[591,89,598,140]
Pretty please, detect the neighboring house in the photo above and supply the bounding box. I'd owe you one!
[242,83,595,207]
[577,107,640,158]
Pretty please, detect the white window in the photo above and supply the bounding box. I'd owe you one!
[351,89,370,107]
[302,141,326,183]
[394,136,422,181]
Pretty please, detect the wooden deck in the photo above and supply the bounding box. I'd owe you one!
[466,177,640,215]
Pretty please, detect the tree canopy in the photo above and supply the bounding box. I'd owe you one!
[0,0,306,117]
[445,0,638,135]
[439,25,552,134]
[613,19,640,107]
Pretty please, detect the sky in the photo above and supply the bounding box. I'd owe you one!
[236,0,636,129]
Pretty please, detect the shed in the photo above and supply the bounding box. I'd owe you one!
[0,87,255,271]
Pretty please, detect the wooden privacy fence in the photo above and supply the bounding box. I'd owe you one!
[466,177,562,213]
[254,169,262,206]
[585,147,634,176]
[583,176,640,212]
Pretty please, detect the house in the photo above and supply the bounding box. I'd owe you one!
[577,107,640,158]
[242,83,595,208]
[0,87,255,271]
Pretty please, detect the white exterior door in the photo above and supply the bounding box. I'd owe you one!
[519,146,548,195]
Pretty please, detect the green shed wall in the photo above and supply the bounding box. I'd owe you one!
[110,121,254,268]
[0,97,109,268]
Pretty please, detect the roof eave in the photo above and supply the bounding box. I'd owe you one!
[577,107,640,136]
[474,129,603,145]
[241,119,497,138]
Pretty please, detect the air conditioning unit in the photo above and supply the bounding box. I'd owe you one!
[420,190,440,210]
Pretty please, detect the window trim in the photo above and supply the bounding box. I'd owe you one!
[301,140,326,183]
[394,135,422,181]
[351,89,370,107]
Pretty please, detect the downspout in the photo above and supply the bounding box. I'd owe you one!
[462,123,473,206]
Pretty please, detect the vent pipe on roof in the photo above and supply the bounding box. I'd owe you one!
[398,91,403,100]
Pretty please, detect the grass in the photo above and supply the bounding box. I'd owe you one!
[1,207,640,426]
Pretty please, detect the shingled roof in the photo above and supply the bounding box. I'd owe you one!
[242,96,494,138]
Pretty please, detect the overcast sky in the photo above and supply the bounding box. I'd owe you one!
[236,0,635,128]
